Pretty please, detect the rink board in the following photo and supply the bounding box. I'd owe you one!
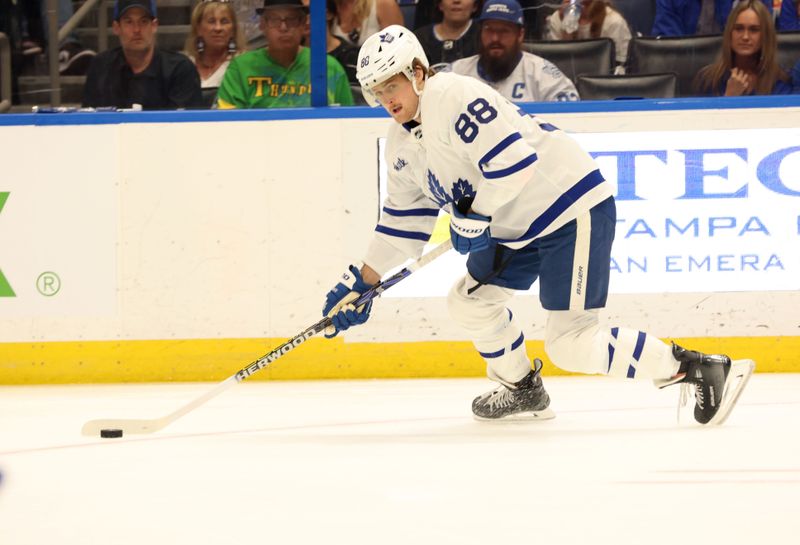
[1,97,800,383]
[0,335,797,384]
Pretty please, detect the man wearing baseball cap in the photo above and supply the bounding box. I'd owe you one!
[451,0,580,102]
[83,0,203,109]
[216,0,353,108]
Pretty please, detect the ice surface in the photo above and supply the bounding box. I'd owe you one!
[1,375,798,545]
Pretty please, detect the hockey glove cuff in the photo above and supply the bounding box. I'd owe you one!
[449,197,491,255]
[322,264,374,338]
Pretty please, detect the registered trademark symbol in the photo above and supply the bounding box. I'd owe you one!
[36,272,61,296]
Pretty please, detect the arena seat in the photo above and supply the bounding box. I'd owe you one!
[777,31,800,70]
[627,34,722,96]
[576,72,678,100]
[522,38,615,82]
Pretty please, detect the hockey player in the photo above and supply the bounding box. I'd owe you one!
[321,24,754,424]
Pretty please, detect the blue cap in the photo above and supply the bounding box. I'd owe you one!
[479,0,524,26]
[113,0,157,20]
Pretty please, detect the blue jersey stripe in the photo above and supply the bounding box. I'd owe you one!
[382,206,440,217]
[493,169,605,244]
[607,327,619,372]
[627,364,637,378]
[375,225,431,241]
[607,343,616,372]
[480,332,524,360]
[632,331,647,361]
[479,347,505,359]
[482,152,538,180]
[479,132,522,168]
[538,122,559,132]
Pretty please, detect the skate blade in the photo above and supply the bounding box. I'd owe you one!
[473,407,556,422]
[707,359,755,426]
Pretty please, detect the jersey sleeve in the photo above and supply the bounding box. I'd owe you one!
[363,129,439,276]
[216,56,245,109]
[538,60,580,102]
[651,0,685,36]
[545,12,562,40]
[777,0,800,31]
[604,11,632,65]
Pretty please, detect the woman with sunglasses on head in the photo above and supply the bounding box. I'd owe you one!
[331,0,404,46]
[185,0,246,89]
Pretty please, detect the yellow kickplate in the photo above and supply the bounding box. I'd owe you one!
[0,336,797,384]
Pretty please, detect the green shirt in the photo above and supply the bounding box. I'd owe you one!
[217,47,354,109]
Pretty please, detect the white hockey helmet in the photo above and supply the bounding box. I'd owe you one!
[356,25,430,107]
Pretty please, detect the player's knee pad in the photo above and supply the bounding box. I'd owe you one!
[544,309,608,375]
[447,274,514,338]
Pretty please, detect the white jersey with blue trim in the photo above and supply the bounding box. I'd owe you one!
[364,72,610,276]
[450,51,580,102]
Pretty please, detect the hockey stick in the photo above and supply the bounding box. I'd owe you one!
[81,239,453,436]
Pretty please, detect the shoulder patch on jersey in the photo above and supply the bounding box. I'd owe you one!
[393,157,408,171]
[542,61,565,78]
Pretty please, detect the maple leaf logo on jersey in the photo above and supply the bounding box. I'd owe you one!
[426,170,475,208]
[427,170,449,207]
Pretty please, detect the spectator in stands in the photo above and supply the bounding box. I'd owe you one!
[451,0,580,101]
[545,1,632,72]
[184,0,246,89]
[301,0,361,84]
[3,0,96,74]
[695,0,792,95]
[414,0,481,72]
[83,0,204,109]
[216,0,353,108]
[331,0,404,46]
[324,0,361,84]
[652,0,799,36]
[44,0,97,75]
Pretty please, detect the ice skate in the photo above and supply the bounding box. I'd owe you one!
[655,343,755,425]
[472,359,555,421]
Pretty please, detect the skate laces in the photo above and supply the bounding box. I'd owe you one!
[675,379,703,423]
[486,386,515,410]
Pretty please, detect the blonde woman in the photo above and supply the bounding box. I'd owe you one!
[331,0,404,46]
[185,0,246,88]
[695,0,791,96]
[546,0,631,70]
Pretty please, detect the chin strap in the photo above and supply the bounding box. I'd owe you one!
[411,77,424,120]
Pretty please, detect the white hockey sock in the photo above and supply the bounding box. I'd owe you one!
[477,315,531,386]
[545,310,678,380]
[448,275,531,385]
[605,326,678,380]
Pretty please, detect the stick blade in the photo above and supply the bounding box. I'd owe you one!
[81,418,166,437]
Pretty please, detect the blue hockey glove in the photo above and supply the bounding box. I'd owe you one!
[322,264,374,338]
[449,197,491,255]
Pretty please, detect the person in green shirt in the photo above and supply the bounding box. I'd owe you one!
[217,0,354,108]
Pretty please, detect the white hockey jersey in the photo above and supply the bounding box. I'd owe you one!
[364,72,611,276]
[450,51,580,103]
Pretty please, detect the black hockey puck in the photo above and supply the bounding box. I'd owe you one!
[100,429,123,438]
